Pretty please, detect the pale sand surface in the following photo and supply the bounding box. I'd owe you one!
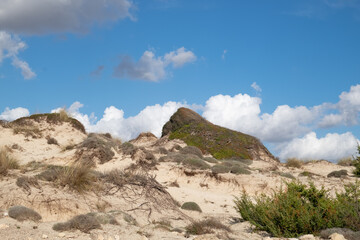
[0,121,357,240]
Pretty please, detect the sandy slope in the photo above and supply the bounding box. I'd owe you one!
[0,120,357,240]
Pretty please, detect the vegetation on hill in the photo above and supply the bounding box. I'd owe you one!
[162,108,275,160]
[12,112,86,133]
[234,181,360,238]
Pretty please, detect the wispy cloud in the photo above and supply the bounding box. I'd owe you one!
[251,82,262,93]
[0,31,36,79]
[90,65,105,78]
[113,47,196,82]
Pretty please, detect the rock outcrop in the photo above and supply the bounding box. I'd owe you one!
[162,107,276,162]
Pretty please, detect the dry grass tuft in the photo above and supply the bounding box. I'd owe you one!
[58,109,69,122]
[8,205,42,222]
[12,126,42,138]
[185,218,230,235]
[57,163,98,192]
[0,148,19,175]
[338,157,356,166]
[37,163,98,192]
[285,158,304,168]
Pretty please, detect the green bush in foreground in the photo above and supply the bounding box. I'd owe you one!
[234,181,360,238]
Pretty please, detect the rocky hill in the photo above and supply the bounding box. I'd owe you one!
[162,107,276,162]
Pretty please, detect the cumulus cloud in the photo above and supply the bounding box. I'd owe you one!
[251,82,262,93]
[202,93,321,143]
[58,101,186,141]
[318,84,360,128]
[0,0,134,35]
[0,31,35,79]
[0,107,30,121]
[279,132,359,161]
[114,47,196,81]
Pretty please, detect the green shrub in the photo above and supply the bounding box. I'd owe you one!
[181,202,202,212]
[180,146,203,158]
[211,160,251,175]
[328,170,348,178]
[234,181,344,238]
[182,157,210,170]
[203,157,218,163]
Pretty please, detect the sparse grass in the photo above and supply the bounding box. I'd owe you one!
[53,213,101,233]
[56,163,98,192]
[58,109,69,122]
[285,158,304,168]
[338,157,356,166]
[181,202,202,212]
[299,171,316,178]
[12,126,42,138]
[76,134,118,164]
[12,113,86,133]
[8,205,42,222]
[185,218,230,235]
[0,148,19,175]
[234,181,360,238]
[274,171,296,179]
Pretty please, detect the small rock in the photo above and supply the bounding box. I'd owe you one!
[108,237,113,240]
[141,236,148,240]
[58,232,66,237]
[0,224,9,229]
[329,233,347,240]
[3,212,8,217]
[262,238,271,240]
[42,234,48,239]
[299,234,316,240]
[114,236,120,240]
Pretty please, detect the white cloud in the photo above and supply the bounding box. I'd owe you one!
[318,84,360,128]
[0,0,134,35]
[114,47,196,81]
[60,101,186,141]
[251,82,262,93]
[202,93,320,143]
[164,47,197,68]
[12,57,36,79]
[278,132,359,161]
[0,31,35,79]
[0,107,30,121]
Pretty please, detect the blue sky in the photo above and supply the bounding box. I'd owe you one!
[1,0,360,161]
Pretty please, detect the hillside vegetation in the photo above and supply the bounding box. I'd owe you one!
[162,107,275,160]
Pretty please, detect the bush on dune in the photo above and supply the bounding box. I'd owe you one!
[234,181,360,238]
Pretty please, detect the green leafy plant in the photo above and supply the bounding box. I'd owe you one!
[234,181,360,238]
